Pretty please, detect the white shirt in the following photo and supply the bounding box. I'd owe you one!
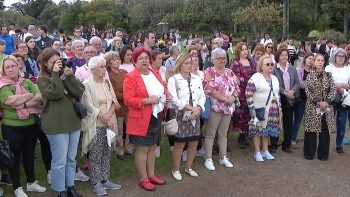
[260,38,273,46]
[325,64,350,83]
[23,32,33,41]
[330,47,338,57]
[141,71,165,117]
[159,66,166,82]
[120,63,134,73]
[9,30,15,36]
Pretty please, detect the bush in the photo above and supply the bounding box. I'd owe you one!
[195,23,211,32]
[320,29,347,44]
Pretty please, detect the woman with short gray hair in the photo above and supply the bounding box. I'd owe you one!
[325,48,350,154]
[69,40,86,73]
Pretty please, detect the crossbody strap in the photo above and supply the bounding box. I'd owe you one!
[265,86,272,106]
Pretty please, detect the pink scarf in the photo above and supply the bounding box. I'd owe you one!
[0,76,37,119]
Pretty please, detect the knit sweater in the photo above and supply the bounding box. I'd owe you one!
[37,72,85,135]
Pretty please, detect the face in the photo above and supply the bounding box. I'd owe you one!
[189,34,192,39]
[83,46,98,63]
[164,33,168,39]
[17,43,28,55]
[254,50,264,61]
[45,55,60,71]
[136,39,141,46]
[189,50,198,58]
[16,57,25,69]
[110,56,121,69]
[278,51,289,63]
[137,32,142,38]
[180,57,192,74]
[1,27,8,35]
[124,49,133,63]
[266,44,273,53]
[305,56,314,67]
[115,41,122,49]
[3,59,19,80]
[27,38,36,49]
[116,32,123,38]
[261,58,274,73]
[335,52,346,65]
[22,28,27,33]
[289,39,294,45]
[100,32,105,38]
[213,54,227,67]
[92,61,107,78]
[92,40,102,53]
[135,52,150,70]
[37,28,44,36]
[74,30,81,38]
[265,34,270,39]
[153,54,163,69]
[73,42,84,54]
[146,33,155,47]
[0,42,5,53]
[65,42,72,50]
[314,55,324,71]
[195,40,204,49]
[192,56,199,70]
[240,45,248,58]
[211,44,219,52]
[215,32,220,37]
[52,41,61,51]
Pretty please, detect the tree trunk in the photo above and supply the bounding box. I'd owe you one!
[282,0,287,37]
[344,3,349,35]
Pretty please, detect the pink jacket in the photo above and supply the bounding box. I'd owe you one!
[75,64,109,82]
[296,67,305,89]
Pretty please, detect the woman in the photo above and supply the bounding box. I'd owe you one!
[270,49,300,153]
[123,47,170,191]
[15,41,39,77]
[105,30,113,46]
[62,40,74,59]
[295,40,308,67]
[25,36,42,61]
[50,39,61,52]
[187,45,204,71]
[37,48,85,197]
[319,44,329,67]
[264,42,275,64]
[230,42,257,149]
[151,50,166,83]
[304,54,336,160]
[69,40,86,73]
[81,56,121,195]
[134,31,143,42]
[325,48,350,154]
[203,48,238,171]
[167,53,205,180]
[119,46,134,73]
[104,52,132,161]
[250,43,265,67]
[184,34,193,48]
[98,31,108,52]
[134,38,142,49]
[291,53,314,148]
[192,54,204,80]
[12,53,30,79]
[246,56,282,162]
[111,37,122,55]
[203,43,219,70]
[0,56,46,197]
[158,33,169,49]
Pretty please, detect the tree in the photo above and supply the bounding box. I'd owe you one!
[9,0,53,19]
[60,0,85,34]
[0,10,35,27]
[233,0,284,38]
[39,1,69,30]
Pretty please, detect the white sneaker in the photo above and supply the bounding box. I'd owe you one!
[261,150,275,160]
[195,147,205,157]
[155,146,160,157]
[254,152,264,162]
[26,181,46,192]
[75,169,90,182]
[219,156,234,168]
[47,171,51,185]
[182,151,187,162]
[204,158,215,171]
[185,169,198,177]
[172,171,182,181]
[14,187,28,197]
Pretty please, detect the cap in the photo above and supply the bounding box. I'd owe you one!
[58,28,64,34]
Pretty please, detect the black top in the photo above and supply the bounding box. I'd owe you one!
[300,69,310,100]
[24,60,34,76]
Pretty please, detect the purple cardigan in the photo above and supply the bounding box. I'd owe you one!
[296,67,305,89]
[69,56,86,73]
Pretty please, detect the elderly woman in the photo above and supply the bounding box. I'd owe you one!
[12,53,29,78]
[250,43,265,67]
[111,37,123,55]
[151,50,166,83]
[304,54,336,161]
[325,48,350,154]
[203,48,239,171]
[37,48,85,197]
[167,53,206,180]
[25,36,42,61]
[123,47,170,191]
[0,56,46,197]
[270,49,300,153]
[69,40,86,73]
[230,42,257,149]
[246,56,281,162]
[81,56,121,195]
[119,46,134,73]
[291,53,314,148]
[15,41,39,77]
[103,51,132,161]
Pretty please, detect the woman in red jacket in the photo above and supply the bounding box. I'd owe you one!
[123,47,171,191]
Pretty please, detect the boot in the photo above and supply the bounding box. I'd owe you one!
[56,191,67,197]
[66,186,82,197]
[239,134,246,149]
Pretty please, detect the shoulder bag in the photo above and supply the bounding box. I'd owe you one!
[64,91,87,119]
[255,82,273,121]
[162,76,179,136]
[326,72,342,104]
[276,68,301,108]
[0,140,14,169]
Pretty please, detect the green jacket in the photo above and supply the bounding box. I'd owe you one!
[37,72,85,135]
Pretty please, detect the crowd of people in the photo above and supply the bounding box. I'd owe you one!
[0,23,348,197]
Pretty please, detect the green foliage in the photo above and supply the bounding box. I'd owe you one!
[320,29,347,44]
[0,10,34,28]
[60,0,85,34]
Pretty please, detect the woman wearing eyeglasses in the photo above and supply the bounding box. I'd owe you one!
[250,43,265,67]
[15,41,39,77]
[264,42,275,64]
[230,42,257,149]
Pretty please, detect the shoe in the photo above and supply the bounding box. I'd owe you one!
[0,174,12,185]
[212,146,219,155]
[219,156,234,168]
[101,180,121,190]
[171,171,182,181]
[155,146,160,157]
[14,187,28,197]
[195,147,205,157]
[26,181,46,192]
[139,178,155,191]
[149,174,166,185]
[342,138,349,145]
[239,134,246,149]
[261,150,275,160]
[56,191,67,197]
[0,188,3,197]
[93,183,107,196]
[291,141,298,149]
[33,152,38,159]
[47,171,51,185]
[181,151,187,162]
[185,169,198,177]
[83,158,89,169]
[74,169,90,182]
[204,158,215,171]
[268,147,277,153]
[245,141,251,147]
[67,186,82,197]
[282,148,292,153]
[336,146,345,154]
[254,152,264,162]
[116,154,127,161]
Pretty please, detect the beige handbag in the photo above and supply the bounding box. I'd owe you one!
[162,76,179,136]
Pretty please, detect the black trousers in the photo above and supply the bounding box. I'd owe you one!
[270,106,294,149]
[2,124,38,190]
[37,129,52,172]
[304,115,330,160]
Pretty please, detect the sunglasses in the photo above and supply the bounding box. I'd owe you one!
[189,53,197,57]
[267,46,273,49]
[200,43,204,45]
[137,40,141,43]
[264,63,274,67]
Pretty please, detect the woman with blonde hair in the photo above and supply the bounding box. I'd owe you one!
[111,37,123,55]
[250,43,265,67]
[264,42,275,63]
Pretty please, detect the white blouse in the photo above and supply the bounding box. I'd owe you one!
[141,71,165,117]
[325,64,350,83]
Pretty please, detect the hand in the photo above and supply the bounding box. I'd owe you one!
[63,67,73,76]
[191,107,200,117]
[337,88,345,95]
[148,95,159,104]
[165,92,171,104]
[52,60,63,72]
[189,113,197,120]
[226,96,235,106]
[115,103,121,111]
[12,104,25,110]
[106,120,114,130]
[250,110,256,119]
[100,112,112,123]
[318,101,329,111]
[335,83,344,89]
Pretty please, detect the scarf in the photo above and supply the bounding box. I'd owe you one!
[0,76,37,119]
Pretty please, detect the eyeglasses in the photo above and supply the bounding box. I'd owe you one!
[53,44,60,46]
[183,61,193,66]
[18,46,27,49]
[199,43,204,45]
[215,57,227,61]
[264,63,274,67]
[84,51,97,55]
[137,57,150,62]
[189,53,197,57]
[267,46,273,49]
[336,55,345,58]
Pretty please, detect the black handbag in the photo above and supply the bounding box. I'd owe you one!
[0,140,14,169]
[255,83,273,121]
[326,72,342,104]
[64,91,87,119]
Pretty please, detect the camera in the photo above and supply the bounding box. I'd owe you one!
[60,58,72,68]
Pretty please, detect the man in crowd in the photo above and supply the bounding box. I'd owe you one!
[89,36,104,56]
[0,26,14,55]
[174,28,181,48]
[9,23,16,36]
[11,29,21,47]
[81,27,91,42]
[165,45,180,81]
[140,30,155,51]
[220,31,230,51]
[287,38,297,66]
[72,26,88,44]
[260,32,273,45]
[162,40,172,63]
[36,25,52,51]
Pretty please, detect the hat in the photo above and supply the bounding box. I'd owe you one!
[58,28,64,34]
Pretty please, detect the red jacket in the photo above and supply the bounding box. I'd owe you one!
[123,68,167,136]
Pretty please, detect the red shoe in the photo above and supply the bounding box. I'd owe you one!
[83,158,89,169]
[139,178,156,191]
[149,174,166,185]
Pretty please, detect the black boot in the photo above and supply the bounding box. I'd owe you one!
[239,134,246,149]
[67,186,82,197]
[56,191,68,197]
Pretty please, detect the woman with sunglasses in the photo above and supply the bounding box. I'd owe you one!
[264,42,275,64]
[230,42,257,149]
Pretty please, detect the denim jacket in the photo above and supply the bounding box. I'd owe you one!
[22,58,39,76]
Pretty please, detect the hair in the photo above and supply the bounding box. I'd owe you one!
[10,23,15,26]
[318,44,327,55]
[186,45,199,53]
[265,32,270,36]
[64,40,72,46]
[211,48,226,61]
[298,40,307,52]
[39,48,61,78]
[136,30,143,38]
[24,35,35,43]
[300,53,314,68]
[312,54,325,70]
[82,27,88,33]
[253,43,265,54]
[151,50,162,62]
[162,32,169,40]
[38,25,48,33]
[98,31,105,38]
[22,27,28,31]
[274,48,290,63]
[15,41,27,51]
[0,25,6,31]
[277,42,288,50]
[28,25,35,31]
[0,40,5,45]
[120,45,133,64]
[88,56,106,70]
[329,48,348,66]
[89,36,101,45]
[71,40,84,50]
[111,37,122,47]
[257,56,273,73]
[0,55,20,77]
[142,30,154,43]
[50,39,60,47]
[213,37,223,47]
[73,26,81,32]
[103,51,120,71]
[264,42,275,54]
[193,38,202,44]
[15,29,21,34]
[169,45,179,56]
[132,46,152,64]
[234,42,248,60]
[174,53,191,74]
[11,53,25,62]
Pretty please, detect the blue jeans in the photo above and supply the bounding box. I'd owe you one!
[333,103,347,147]
[291,99,306,141]
[46,130,80,192]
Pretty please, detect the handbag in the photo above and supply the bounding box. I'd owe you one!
[326,72,342,104]
[162,76,179,136]
[276,68,301,108]
[64,91,87,119]
[200,97,211,120]
[0,140,14,169]
[255,84,273,121]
